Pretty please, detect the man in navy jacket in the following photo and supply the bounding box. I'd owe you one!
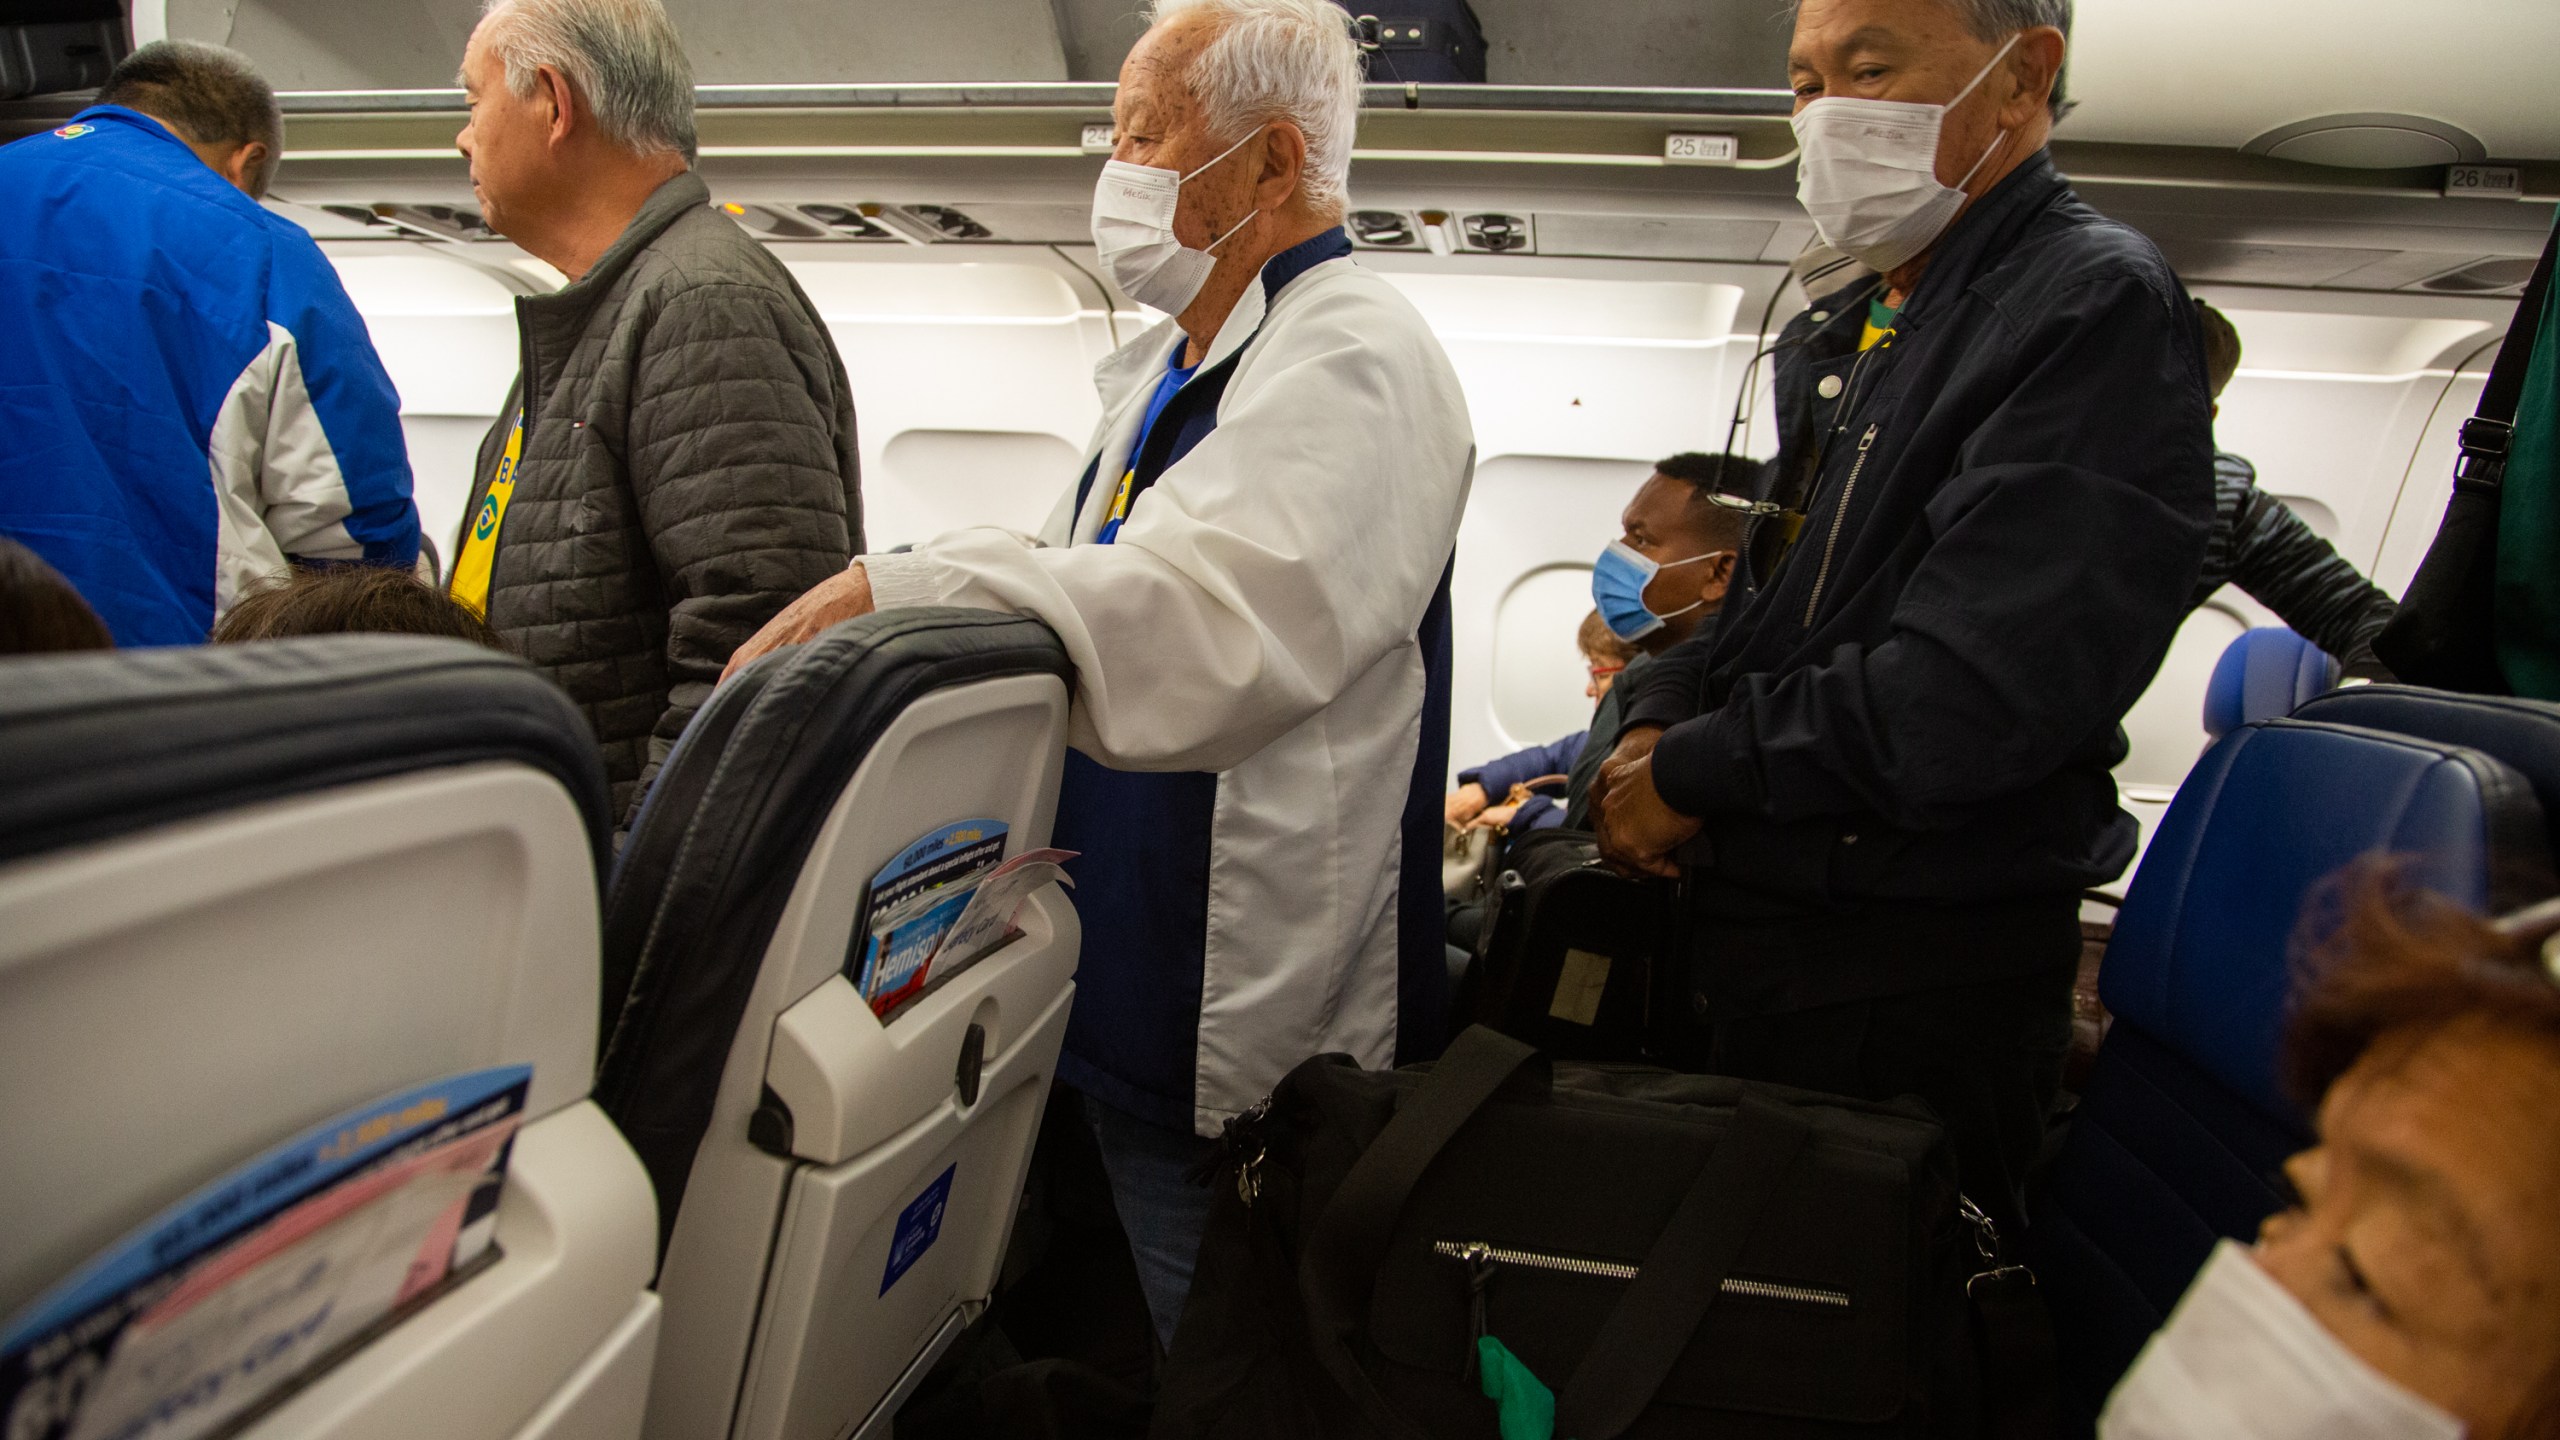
[1598,0,2213,1230]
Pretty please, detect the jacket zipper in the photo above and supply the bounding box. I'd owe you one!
[1433,1240,1851,1309]
[1802,423,1878,628]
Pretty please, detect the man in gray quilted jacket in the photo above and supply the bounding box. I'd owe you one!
[450,0,862,819]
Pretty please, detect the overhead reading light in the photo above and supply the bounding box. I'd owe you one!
[1349,209,1418,248]
[2241,113,2488,170]
[718,202,827,240]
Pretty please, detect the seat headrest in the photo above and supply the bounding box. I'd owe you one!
[0,636,612,877]
[2103,718,2553,1125]
[2295,685,2560,863]
[595,608,1072,1250]
[2203,627,2340,739]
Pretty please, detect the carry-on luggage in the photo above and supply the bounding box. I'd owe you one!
[1331,0,1489,83]
[2372,217,2558,692]
[1152,1027,2050,1440]
[1460,829,1682,1061]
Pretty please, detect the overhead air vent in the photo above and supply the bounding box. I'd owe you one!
[908,205,992,241]
[2241,113,2488,170]
[1349,210,1420,248]
[2418,256,2540,294]
[1461,213,1534,254]
[798,204,896,240]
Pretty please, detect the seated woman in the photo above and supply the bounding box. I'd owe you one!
[1446,609,1638,838]
[2103,859,2560,1439]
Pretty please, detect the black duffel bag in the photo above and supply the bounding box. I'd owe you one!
[1153,1027,2047,1440]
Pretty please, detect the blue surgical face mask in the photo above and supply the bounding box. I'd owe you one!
[1593,540,1719,642]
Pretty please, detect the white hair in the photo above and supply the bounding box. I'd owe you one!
[475,0,697,162]
[1148,0,1363,216]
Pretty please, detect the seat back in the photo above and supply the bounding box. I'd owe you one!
[0,637,661,1440]
[2202,626,2339,738]
[2296,684,2560,864]
[2037,717,2553,1433]
[598,609,1078,1440]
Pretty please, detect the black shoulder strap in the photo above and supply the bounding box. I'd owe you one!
[1297,1026,1546,1439]
[2455,223,2560,496]
[1552,1095,1812,1440]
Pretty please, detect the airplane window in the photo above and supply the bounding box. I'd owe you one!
[874,429,1082,550]
[1489,564,1605,753]
[2115,603,2250,798]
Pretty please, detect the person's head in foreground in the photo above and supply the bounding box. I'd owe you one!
[214,566,506,650]
[2196,299,2243,409]
[1577,609,1639,702]
[0,538,114,655]
[95,39,283,199]
[2103,859,2560,1439]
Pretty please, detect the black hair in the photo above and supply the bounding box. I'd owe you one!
[214,565,506,651]
[0,537,114,655]
[97,40,283,197]
[1651,451,1758,549]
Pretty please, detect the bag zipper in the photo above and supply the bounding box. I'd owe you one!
[1433,1240,1850,1309]
[1802,423,1878,628]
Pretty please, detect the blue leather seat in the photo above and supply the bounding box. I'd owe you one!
[2296,684,2560,861]
[2036,717,2553,1433]
[2202,627,2339,738]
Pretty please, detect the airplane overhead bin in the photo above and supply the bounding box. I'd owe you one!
[0,637,660,1440]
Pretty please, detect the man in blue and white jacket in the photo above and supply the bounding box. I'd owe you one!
[729,0,1474,1341]
[0,41,419,647]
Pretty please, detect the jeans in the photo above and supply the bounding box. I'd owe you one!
[1080,1090,1220,1350]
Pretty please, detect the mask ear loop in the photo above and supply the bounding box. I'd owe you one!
[1946,33,2025,192]
[1181,126,1269,257]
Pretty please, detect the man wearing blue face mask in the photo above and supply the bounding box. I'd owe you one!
[726,0,1473,1343]
[1594,0,2215,1235]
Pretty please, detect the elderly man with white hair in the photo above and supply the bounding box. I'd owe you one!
[451,0,862,822]
[729,0,1473,1337]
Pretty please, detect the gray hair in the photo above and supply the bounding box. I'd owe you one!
[474,0,697,162]
[1795,0,2074,119]
[98,40,283,196]
[1148,0,1363,217]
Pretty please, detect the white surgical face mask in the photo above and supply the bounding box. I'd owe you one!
[1791,33,2019,274]
[1090,128,1262,316]
[2100,1241,2466,1440]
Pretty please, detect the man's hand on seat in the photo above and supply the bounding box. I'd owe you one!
[723,562,875,683]
[1596,728,1695,878]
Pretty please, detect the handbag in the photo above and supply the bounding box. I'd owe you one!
[1153,1027,2048,1440]
[2372,220,2559,691]
[1461,829,1681,1061]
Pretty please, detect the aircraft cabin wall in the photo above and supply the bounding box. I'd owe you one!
[312,226,2516,873]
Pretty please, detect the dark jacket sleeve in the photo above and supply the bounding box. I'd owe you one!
[1648,273,2213,829]
[2226,488,2399,664]
[1462,732,1587,795]
[624,279,859,804]
[1620,624,1717,733]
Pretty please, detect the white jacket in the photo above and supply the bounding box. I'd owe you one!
[864,240,1474,1133]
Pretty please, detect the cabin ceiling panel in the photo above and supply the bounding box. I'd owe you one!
[170,0,1070,87]
[2065,0,2560,162]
